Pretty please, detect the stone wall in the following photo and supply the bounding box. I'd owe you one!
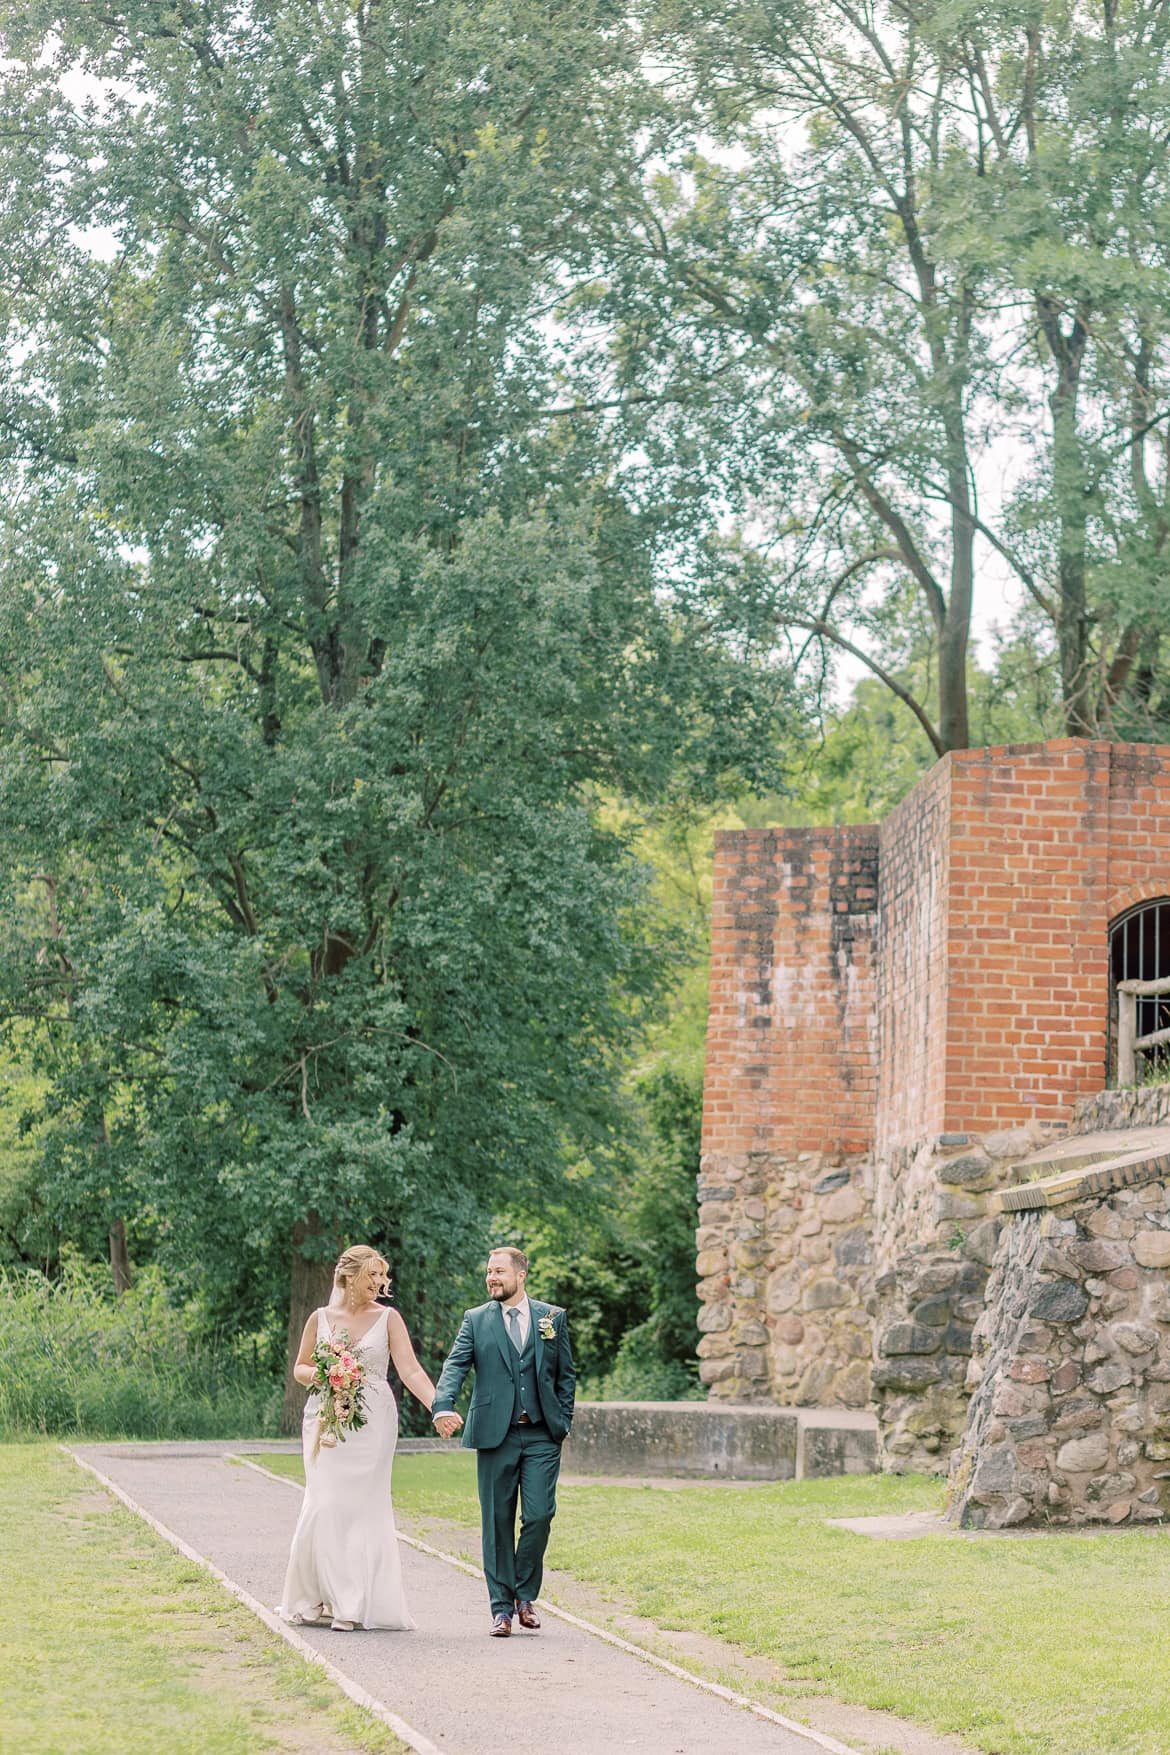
[872,1225,999,1471]
[948,1181,1170,1527]
[872,1122,1061,1277]
[1075,1085,1170,1134]
[697,1150,874,1407]
[698,1104,1074,1455]
[869,1122,1077,1469]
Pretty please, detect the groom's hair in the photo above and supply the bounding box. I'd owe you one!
[489,1245,528,1273]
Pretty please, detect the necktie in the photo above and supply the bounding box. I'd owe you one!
[507,1307,523,1352]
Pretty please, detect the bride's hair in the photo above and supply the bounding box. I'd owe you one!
[333,1243,388,1297]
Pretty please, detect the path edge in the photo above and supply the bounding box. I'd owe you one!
[61,1444,441,1755]
[234,1452,863,1755]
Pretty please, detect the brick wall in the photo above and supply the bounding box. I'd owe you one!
[1103,742,1170,928]
[706,744,1170,1164]
[939,741,1170,1138]
[875,759,952,1154]
[703,827,880,1159]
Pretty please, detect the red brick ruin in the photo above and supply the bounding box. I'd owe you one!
[698,739,1170,1518]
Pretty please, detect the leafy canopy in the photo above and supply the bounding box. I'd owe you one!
[0,1,789,1379]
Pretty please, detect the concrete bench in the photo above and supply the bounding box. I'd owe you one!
[562,1401,879,1481]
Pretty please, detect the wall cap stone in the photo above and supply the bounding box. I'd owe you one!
[995,1133,1170,1213]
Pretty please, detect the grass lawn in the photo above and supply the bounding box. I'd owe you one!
[257,1449,1169,1755]
[5,1444,408,1755]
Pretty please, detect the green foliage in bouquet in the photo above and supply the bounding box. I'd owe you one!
[307,1332,368,1454]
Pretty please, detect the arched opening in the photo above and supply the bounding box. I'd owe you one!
[1109,898,1170,1084]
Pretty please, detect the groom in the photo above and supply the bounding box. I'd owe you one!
[432,1246,576,1637]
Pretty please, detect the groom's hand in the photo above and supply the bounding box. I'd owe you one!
[433,1411,463,1439]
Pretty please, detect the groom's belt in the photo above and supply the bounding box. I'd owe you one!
[513,1411,545,1427]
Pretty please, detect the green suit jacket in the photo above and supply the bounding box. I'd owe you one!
[432,1298,576,1449]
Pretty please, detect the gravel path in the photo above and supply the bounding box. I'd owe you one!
[68,1441,861,1755]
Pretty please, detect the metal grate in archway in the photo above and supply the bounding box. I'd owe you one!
[1109,898,1170,1083]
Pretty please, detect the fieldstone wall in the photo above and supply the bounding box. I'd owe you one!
[873,1121,1061,1274]
[698,1119,1081,1463]
[869,1122,1064,1469]
[1075,1085,1170,1133]
[872,1228,998,1470]
[697,1150,874,1407]
[948,1179,1170,1527]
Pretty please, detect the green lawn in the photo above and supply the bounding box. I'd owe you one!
[257,1449,1170,1755]
[4,1445,407,1755]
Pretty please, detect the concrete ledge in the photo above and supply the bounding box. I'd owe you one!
[796,1409,881,1479]
[563,1402,878,1481]
[996,1143,1170,1212]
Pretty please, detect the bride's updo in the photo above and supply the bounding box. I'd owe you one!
[333,1243,387,1302]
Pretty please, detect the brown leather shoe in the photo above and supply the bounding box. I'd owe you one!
[489,1613,513,1637]
[515,1600,541,1629]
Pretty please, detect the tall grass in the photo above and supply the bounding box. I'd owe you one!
[0,1257,281,1439]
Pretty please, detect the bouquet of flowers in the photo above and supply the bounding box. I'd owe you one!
[308,1332,367,1457]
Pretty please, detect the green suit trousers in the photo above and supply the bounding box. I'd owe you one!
[477,1422,562,1617]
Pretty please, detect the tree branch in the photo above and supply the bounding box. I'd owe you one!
[836,437,948,628]
[782,615,945,755]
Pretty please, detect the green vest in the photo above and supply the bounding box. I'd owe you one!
[504,1311,541,1424]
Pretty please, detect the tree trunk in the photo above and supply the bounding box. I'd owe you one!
[280,1214,335,1435]
[1047,324,1093,736]
[1057,497,1092,737]
[937,615,971,753]
[108,1219,132,1296]
[939,440,975,753]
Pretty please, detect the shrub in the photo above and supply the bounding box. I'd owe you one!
[586,1316,704,1402]
[0,1256,280,1439]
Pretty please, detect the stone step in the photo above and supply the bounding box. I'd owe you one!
[996,1140,1170,1212]
[1009,1123,1170,1183]
[562,1401,878,1481]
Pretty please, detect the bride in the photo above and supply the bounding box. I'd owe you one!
[279,1243,438,1631]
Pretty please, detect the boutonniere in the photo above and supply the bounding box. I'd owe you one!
[537,1314,557,1341]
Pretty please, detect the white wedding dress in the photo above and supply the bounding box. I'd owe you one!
[278,1306,415,1630]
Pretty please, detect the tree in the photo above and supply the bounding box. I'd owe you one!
[619,0,1170,752]
[952,0,1170,737]
[0,1,786,1422]
[618,0,1002,754]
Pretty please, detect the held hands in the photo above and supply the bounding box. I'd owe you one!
[433,1411,463,1440]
